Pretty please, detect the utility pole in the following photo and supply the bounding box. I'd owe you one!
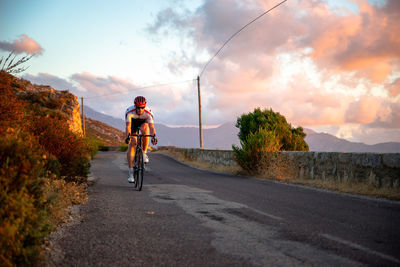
[81,97,85,136]
[197,76,203,148]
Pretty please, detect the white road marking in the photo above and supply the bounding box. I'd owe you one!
[320,234,400,264]
[248,207,283,221]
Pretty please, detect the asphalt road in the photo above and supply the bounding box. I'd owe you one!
[49,151,400,266]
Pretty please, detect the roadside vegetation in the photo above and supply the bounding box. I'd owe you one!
[233,108,308,175]
[0,71,99,266]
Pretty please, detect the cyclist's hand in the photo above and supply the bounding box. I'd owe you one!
[151,135,158,145]
[125,135,130,144]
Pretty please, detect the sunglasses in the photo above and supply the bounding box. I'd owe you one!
[136,106,145,110]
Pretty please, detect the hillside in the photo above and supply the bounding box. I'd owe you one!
[85,117,125,146]
[0,71,91,265]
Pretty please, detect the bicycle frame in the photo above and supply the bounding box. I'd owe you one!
[130,133,153,191]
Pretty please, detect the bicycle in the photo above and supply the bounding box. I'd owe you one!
[128,133,155,191]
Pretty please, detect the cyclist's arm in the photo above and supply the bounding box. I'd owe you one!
[125,121,131,137]
[149,123,156,136]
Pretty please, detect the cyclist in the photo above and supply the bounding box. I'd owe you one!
[125,96,157,183]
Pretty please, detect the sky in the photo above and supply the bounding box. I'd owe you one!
[1,0,399,145]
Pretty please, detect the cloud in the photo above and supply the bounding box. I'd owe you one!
[24,72,200,125]
[0,34,43,55]
[388,78,400,97]
[20,0,400,144]
[307,0,400,83]
[23,73,77,91]
[146,8,187,35]
[70,72,135,97]
[349,126,400,144]
[145,0,400,133]
[345,96,385,124]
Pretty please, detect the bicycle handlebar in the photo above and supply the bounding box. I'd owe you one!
[128,133,155,138]
[126,133,157,145]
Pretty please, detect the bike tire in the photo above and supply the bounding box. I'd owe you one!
[133,150,139,188]
[137,151,144,191]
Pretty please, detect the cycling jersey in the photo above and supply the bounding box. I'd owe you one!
[125,105,154,124]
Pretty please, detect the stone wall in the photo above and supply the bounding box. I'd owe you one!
[157,147,400,188]
[280,152,400,188]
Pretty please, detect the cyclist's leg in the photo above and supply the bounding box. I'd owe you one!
[127,136,138,168]
[140,123,150,152]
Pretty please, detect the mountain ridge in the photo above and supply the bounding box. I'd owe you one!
[84,106,400,153]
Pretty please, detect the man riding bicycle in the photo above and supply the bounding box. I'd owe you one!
[125,96,157,183]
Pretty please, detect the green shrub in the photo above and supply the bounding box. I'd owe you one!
[236,108,309,151]
[0,71,93,265]
[233,127,281,175]
[0,131,51,266]
[0,73,26,132]
[119,145,128,152]
[84,138,101,159]
[30,115,90,182]
[233,108,308,175]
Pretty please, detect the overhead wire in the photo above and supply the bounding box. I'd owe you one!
[199,0,288,77]
[83,79,195,100]
[83,0,287,100]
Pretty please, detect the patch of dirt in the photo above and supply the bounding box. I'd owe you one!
[42,205,83,267]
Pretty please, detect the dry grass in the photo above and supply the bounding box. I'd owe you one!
[40,178,88,267]
[280,178,400,200]
[157,149,400,201]
[155,149,241,175]
[257,173,400,201]
[43,177,88,227]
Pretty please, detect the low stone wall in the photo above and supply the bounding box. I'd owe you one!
[181,148,237,166]
[157,146,400,188]
[281,152,400,188]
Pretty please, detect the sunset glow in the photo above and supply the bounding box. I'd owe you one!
[1,0,399,144]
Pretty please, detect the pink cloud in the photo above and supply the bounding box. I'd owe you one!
[389,78,400,97]
[70,72,136,97]
[308,0,400,83]
[345,96,399,128]
[0,34,43,55]
[21,0,400,144]
[345,96,382,124]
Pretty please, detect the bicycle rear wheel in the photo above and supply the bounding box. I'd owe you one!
[137,150,144,191]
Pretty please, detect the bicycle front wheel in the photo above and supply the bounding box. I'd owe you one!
[133,149,139,188]
[137,151,144,191]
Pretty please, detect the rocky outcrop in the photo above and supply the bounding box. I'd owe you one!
[10,75,83,135]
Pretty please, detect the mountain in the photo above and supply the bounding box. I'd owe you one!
[84,106,400,153]
[154,123,240,149]
[84,106,239,148]
[304,131,400,153]
[85,106,124,131]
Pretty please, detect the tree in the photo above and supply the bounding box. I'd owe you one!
[235,108,309,151]
[0,51,33,74]
[233,108,308,174]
